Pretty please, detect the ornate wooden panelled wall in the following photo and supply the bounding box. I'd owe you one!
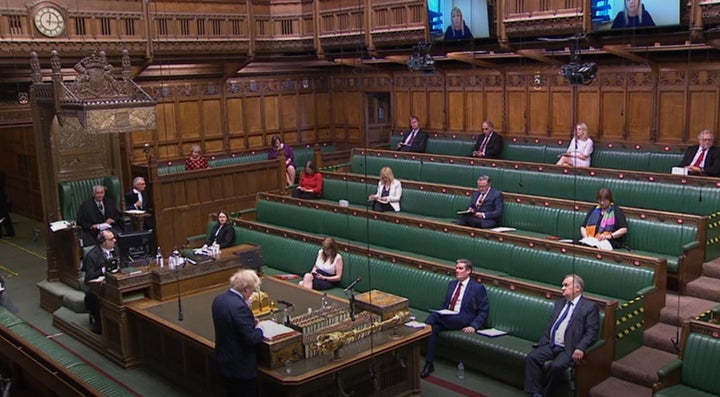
[344,64,718,143]
[125,75,333,167]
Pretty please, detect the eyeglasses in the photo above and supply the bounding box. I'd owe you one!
[481,128,489,131]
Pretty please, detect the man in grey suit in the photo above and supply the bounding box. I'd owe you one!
[524,274,599,397]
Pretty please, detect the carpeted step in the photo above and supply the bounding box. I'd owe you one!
[686,276,720,302]
[609,346,675,387]
[643,322,683,354]
[704,259,720,279]
[589,376,652,397]
[660,293,716,326]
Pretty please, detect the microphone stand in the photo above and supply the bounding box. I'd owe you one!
[345,288,357,321]
[173,248,183,321]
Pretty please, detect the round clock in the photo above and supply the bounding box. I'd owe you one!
[34,6,65,37]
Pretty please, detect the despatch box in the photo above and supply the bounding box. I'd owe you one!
[354,290,409,320]
[258,330,304,370]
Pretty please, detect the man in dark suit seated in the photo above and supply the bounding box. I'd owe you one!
[76,185,123,246]
[420,259,489,378]
[212,269,265,397]
[455,175,504,229]
[124,176,153,230]
[524,274,599,397]
[81,229,118,334]
[678,129,720,177]
[471,120,503,159]
[396,115,428,153]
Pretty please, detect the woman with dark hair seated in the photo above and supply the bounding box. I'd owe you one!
[580,188,628,250]
[299,237,343,291]
[268,135,296,186]
[202,210,235,249]
[291,160,323,199]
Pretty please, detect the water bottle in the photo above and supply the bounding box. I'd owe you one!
[457,361,465,380]
[156,246,163,268]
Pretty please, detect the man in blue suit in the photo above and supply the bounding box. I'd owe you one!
[396,115,428,153]
[456,175,504,229]
[421,259,489,378]
[212,269,264,397]
[524,274,599,397]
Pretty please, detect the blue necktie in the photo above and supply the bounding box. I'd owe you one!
[551,302,572,346]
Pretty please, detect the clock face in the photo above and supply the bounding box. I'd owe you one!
[34,6,65,37]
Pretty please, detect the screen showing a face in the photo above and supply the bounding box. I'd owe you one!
[428,0,490,40]
[591,0,680,31]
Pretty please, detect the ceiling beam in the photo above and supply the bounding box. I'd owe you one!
[603,45,656,68]
[516,49,562,65]
[445,52,498,68]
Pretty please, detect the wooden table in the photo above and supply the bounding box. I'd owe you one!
[127,277,430,397]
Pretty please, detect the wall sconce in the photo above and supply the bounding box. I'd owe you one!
[17,92,29,105]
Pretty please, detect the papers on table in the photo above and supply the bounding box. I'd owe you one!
[124,209,146,215]
[257,320,297,341]
[50,220,70,232]
[578,236,613,251]
[671,167,688,175]
[491,227,517,233]
[88,276,105,283]
[404,321,427,329]
[477,328,508,337]
[431,309,459,315]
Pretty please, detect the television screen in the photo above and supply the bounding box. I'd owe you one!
[591,0,680,31]
[117,230,153,266]
[428,0,490,40]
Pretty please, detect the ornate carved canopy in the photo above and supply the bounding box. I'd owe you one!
[30,49,156,134]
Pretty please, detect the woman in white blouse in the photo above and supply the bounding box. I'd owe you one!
[368,166,402,212]
[299,237,344,291]
[556,122,594,167]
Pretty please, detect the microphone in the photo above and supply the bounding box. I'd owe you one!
[277,300,294,307]
[344,277,362,293]
[174,247,183,321]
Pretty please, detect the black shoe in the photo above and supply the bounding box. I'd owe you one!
[420,362,435,378]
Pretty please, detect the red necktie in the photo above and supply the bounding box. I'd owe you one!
[693,148,707,167]
[448,282,463,310]
[480,134,489,153]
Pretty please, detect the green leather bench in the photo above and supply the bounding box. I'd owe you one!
[157,145,336,176]
[221,223,609,396]
[253,197,654,358]
[58,175,122,222]
[351,152,720,262]
[653,321,720,397]
[390,135,685,173]
[320,177,700,279]
[0,306,136,396]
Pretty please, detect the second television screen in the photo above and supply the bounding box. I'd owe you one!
[429,0,490,41]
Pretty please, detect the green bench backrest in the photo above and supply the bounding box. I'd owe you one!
[0,307,135,396]
[351,154,720,216]
[682,332,720,394]
[391,135,685,172]
[58,175,121,222]
[485,285,554,341]
[255,199,654,302]
[323,177,698,259]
